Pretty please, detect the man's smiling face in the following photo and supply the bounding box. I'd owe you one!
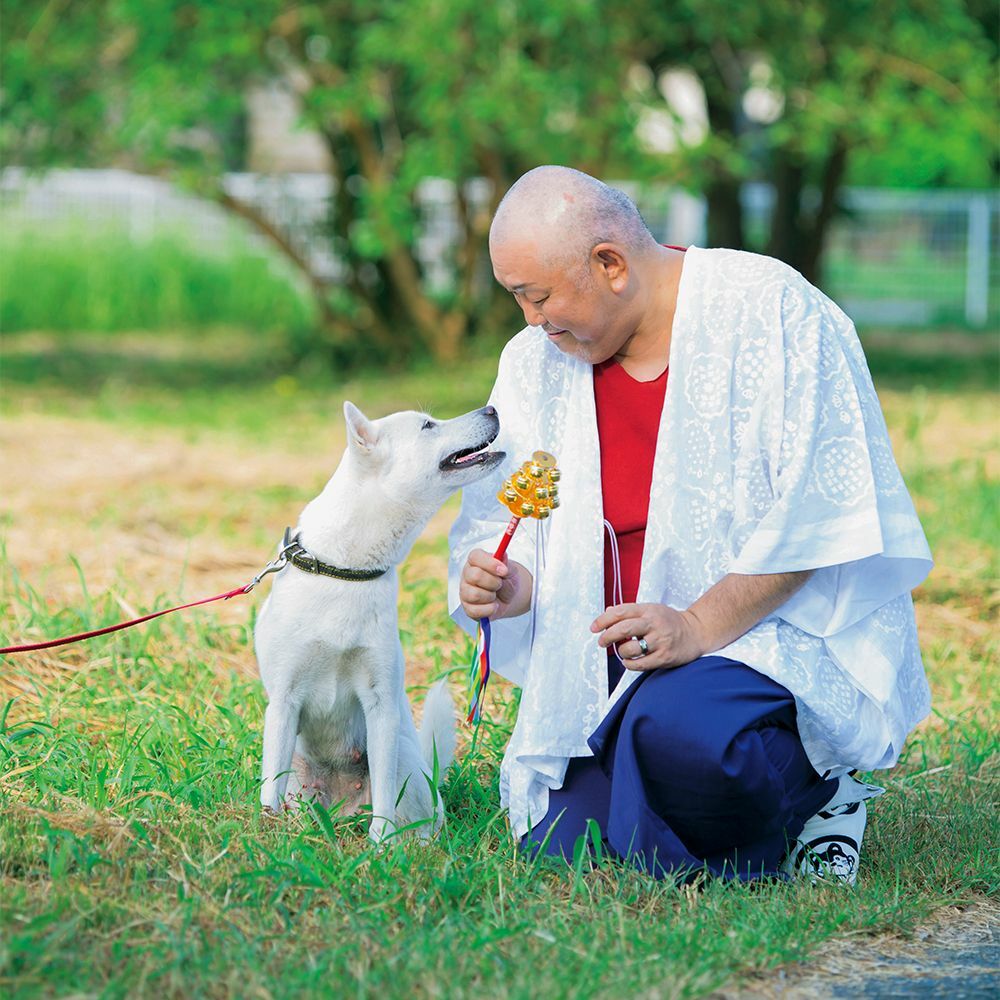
[490,237,633,366]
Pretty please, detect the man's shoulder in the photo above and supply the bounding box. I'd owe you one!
[696,246,805,290]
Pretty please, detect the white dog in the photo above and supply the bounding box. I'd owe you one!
[254,400,504,843]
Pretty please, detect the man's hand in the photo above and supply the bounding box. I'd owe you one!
[591,571,811,671]
[591,603,706,669]
[459,550,533,621]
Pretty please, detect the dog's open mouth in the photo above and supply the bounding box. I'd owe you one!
[440,438,505,472]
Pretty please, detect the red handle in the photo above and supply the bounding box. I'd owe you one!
[492,515,521,561]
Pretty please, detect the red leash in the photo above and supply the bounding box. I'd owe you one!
[0,532,300,655]
[0,586,250,654]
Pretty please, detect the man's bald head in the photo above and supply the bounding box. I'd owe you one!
[489,166,656,276]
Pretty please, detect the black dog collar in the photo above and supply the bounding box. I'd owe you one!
[281,528,388,582]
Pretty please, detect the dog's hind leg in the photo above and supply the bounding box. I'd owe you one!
[394,734,442,840]
[260,698,300,812]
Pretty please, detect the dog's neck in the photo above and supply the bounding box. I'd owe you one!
[295,457,438,573]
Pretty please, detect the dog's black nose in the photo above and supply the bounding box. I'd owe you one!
[482,405,497,417]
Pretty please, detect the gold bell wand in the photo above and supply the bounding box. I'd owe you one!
[466,451,560,724]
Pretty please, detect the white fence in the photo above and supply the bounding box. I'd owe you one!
[2,168,996,328]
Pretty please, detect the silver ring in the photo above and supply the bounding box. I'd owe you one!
[629,635,649,658]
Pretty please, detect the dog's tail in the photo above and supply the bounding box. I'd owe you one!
[419,678,457,779]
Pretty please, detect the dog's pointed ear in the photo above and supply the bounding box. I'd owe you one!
[344,401,378,455]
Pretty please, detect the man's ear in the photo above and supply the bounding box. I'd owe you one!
[592,243,629,292]
[344,401,378,455]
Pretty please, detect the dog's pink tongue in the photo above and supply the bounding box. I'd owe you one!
[457,450,483,463]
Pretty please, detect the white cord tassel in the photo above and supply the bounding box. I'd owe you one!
[603,519,626,665]
[529,517,548,651]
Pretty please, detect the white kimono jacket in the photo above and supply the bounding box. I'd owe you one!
[448,247,932,841]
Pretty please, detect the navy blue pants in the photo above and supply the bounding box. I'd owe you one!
[519,656,837,882]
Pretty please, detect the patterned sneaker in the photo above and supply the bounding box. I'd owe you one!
[780,775,884,887]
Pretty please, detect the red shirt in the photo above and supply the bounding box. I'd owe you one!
[593,245,684,692]
[593,359,668,611]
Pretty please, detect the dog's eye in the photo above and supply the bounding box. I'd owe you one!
[421,419,436,431]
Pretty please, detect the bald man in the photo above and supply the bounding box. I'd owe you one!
[448,166,931,884]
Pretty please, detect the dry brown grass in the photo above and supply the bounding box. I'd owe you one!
[0,409,489,760]
[2,412,326,605]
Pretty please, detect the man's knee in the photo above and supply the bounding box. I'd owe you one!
[619,675,788,809]
[619,666,725,774]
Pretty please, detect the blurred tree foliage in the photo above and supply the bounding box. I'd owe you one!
[2,1,994,361]
[636,1,996,279]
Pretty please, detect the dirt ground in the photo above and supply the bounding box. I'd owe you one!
[716,899,999,998]
[4,383,994,597]
[1,411,345,612]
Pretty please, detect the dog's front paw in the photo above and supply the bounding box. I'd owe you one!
[261,793,299,818]
[367,815,397,848]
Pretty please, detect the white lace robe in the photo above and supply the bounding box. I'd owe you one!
[448,247,932,841]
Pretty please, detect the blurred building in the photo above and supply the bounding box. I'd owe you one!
[245,82,331,174]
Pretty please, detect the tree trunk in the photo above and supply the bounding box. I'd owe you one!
[766,138,849,287]
[705,177,745,250]
[214,187,351,347]
[766,150,807,269]
[800,138,849,287]
[702,83,745,250]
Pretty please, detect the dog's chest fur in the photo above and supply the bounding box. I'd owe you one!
[256,573,400,762]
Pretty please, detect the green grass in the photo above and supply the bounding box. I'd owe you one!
[825,248,1000,330]
[1,327,997,998]
[0,218,314,335]
[0,572,996,998]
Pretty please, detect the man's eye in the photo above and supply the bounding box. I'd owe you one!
[529,297,548,306]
